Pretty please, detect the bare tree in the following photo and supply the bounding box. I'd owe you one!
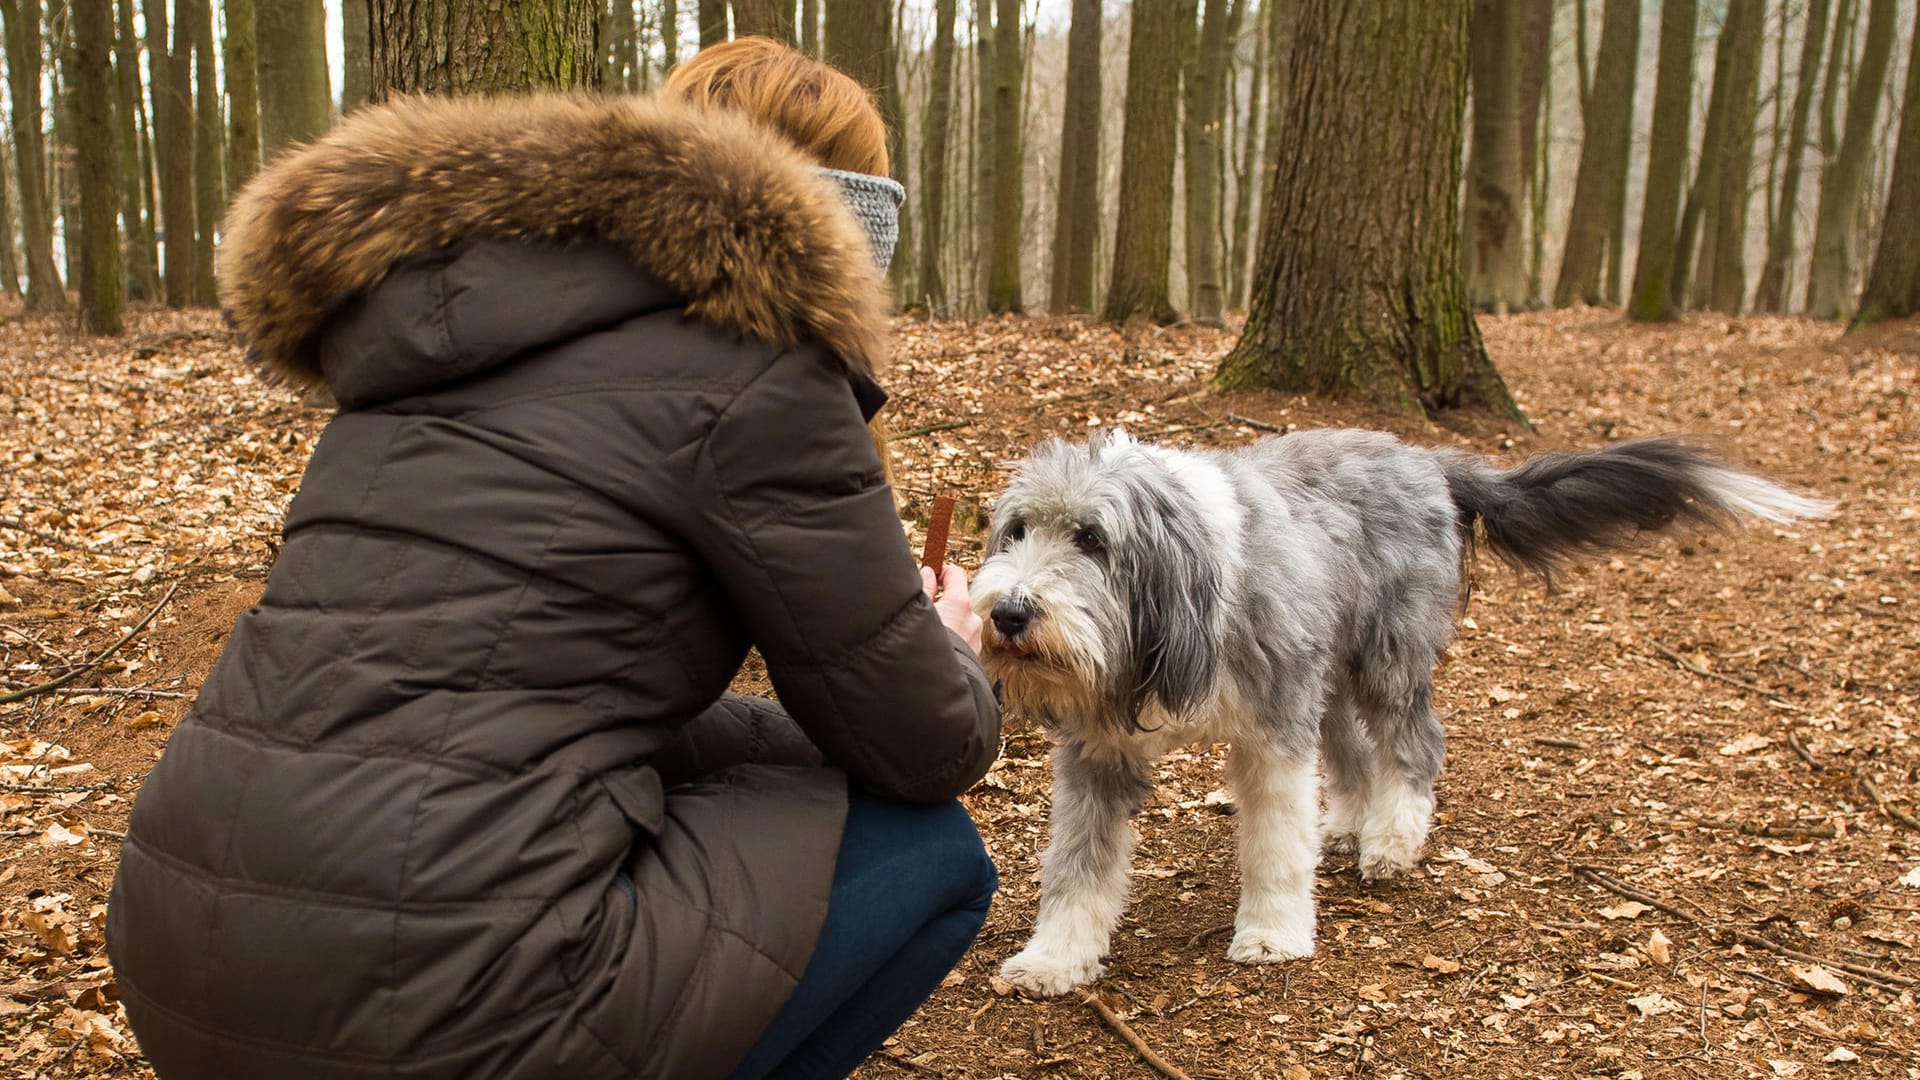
[1228,0,1269,311]
[1553,0,1636,307]
[141,0,194,305]
[1690,0,1763,313]
[1220,0,1524,425]
[258,0,329,155]
[1627,0,1698,322]
[985,0,1022,312]
[919,0,957,311]
[189,0,221,304]
[224,0,261,193]
[1104,0,1191,324]
[1806,0,1896,319]
[1181,0,1234,325]
[342,0,371,110]
[731,0,790,41]
[699,0,725,46]
[116,0,158,296]
[1,0,69,310]
[1853,18,1920,328]
[1048,0,1099,313]
[1756,0,1832,312]
[0,142,19,296]
[1463,0,1528,312]
[372,0,598,98]
[69,0,121,331]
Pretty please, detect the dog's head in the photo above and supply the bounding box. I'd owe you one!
[971,430,1224,732]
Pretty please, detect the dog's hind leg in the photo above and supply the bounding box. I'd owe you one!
[1225,734,1321,963]
[1352,667,1445,882]
[1000,740,1153,997]
[1319,687,1375,856]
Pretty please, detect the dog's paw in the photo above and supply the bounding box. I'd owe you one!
[1356,845,1421,882]
[1226,926,1315,964]
[1000,948,1105,997]
[1321,827,1359,855]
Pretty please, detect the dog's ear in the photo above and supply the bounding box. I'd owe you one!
[1113,473,1222,725]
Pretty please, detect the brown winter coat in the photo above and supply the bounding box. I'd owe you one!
[106,94,1001,1080]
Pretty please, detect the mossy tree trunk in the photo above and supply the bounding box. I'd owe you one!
[1102,0,1191,325]
[1,0,70,311]
[114,0,157,299]
[69,0,121,332]
[1688,0,1763,313]
[919,0,957,311]
[370,0,599,100]
[222,0,261,195]
[984,0,1023,313]
[1553,0,1637,308]
[1047,0,1099,314]
[1754,0,1831,312]
[189,0,221,305]
[1805,0,1896,320]
[257,0,330,155]
[1181,0,1232,326]
[1217,0,1525,427]
[1463,0,1528,313]
[1626,0,1697,322]
[1851,22,1920,329]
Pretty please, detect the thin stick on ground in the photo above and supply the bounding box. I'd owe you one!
[1648,639,1791,701]
[1856,770,1920,831]
[1572,864,1710,922]
[0,582,180,706]
[1082,993,1194,1080]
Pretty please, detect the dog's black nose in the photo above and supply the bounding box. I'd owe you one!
[990,597,1033,638]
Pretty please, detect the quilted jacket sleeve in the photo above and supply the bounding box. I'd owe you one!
[691,350,1001,803]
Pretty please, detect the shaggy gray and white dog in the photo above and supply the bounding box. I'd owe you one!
[972,428,1831,997]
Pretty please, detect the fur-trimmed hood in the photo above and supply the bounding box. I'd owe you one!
[218,93,891,390]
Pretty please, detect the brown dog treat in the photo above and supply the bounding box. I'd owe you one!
[922,494,957,578]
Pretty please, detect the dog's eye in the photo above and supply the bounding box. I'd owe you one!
[1072,527,1104,555]
[1003,521,1026,546]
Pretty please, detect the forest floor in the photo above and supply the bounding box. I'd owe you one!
[0,307,1916,1080]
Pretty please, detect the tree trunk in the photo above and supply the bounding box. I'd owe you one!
[342,0,371,110]
[984,0,1022,312]
[971,0,993,309]
[1692,1,1763,313]
[1519,0,1551,305]
[69,0,121,332]
[2,0,69,311]
[1218,0,1524,426]
[1626,0,1697,322]
[1228,0,1267,312]
[223,0,260,195]
[919,0,956,311]
[371,0,599,99]
[662,0,678,67]
[190,0,221,305]
[1805,0,1895,319]
[1048,0,1099,313]
[1670,2,1745,309]
[1464,0,1528,312]
[698,0,726,46]
[731,0,790,42]
[0,143,19,296]
[1852,18,1920,328]
[141,0,193,306]
[1755,0,1831,312]
[114,0,157,299]
[257,0,329,155]
[1103,0,1190,323]
[1182,0,1231,326]
[1818,0,1854,160]
[1553,0,1636,307]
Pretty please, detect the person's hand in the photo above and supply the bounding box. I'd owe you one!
[920,564,984,656]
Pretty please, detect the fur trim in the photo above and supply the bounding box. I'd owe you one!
[218,93,891,387]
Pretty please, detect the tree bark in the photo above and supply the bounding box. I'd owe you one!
[0,142,19,296]
[1048,0,1099,313]
[1182,0,1232,326]
[190,0,221,305]
[1627,0,1697,322]
[1805,0,1895,319]
[698,0,726,47]
[984,0,1022,312]
[1691,1,1763,313]
[1218,0,1525,426]
[1519,0,1552,305]
[1464,0,1528,312]
[2,0,69,310]
[1818,0,1854,160]
[1670,2,1746,309]
[342,0,371,109]
[972,0,993,309]
[1103,0,1189,324]
[114,0,157,299]
[1755,0,1831,312]
[141,0,193,306]
[223,0,260,195]
[919,0,956,311]
[1228,0,1267,312]
[257,0,329,155]
[69,0,121,331]
[372,0,599,99]
[731,0,790,42]
[1852,16,1920,328]
[1553,0,1635,307]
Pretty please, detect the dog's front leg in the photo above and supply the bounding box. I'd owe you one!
[1224,740,1320,963]
[1000,740,1152,997]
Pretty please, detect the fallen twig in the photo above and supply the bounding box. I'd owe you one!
[890,419,974,441]
[1082,993,1193,1080]
[1534,737,1587,750]
[42,686,186,699]
[0,518,104,554]
[875,1049,950,1077]
[1573,864,1710,922]
[1856,770,1920,832]
[1724,931,1916,990]
[1225,412,1288,434]
[1690,818,1837,840]
[1786,729,1822,772]
[1647,639,1792,702]
[0,581,178,706]
[1187,924,1234,948]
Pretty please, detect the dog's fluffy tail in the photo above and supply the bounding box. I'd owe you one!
[1439,437,1834,578]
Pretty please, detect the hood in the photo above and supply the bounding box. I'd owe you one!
[217,93,892,391]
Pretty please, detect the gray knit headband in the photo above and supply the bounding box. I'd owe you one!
[819,168,905,271]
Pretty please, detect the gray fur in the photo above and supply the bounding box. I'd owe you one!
[977,427,1832,996]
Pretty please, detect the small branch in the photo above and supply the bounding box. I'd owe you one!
[0,582,178,706]
[1534,737,1588,750]
[1187,923,1234,948]
[1725,930,1916,990]
[1856,770,1920,831]
[1572,864,1709,922]
[1226,412,1288,434]
[890,419,975,441]
[1082,993,1193,1080]
[1786,729,1823,772]
[87,827,126,840]
[0,518,104,554]
[1647,639,1789,701]
[41,686,187,699]
[874,1050,950,1077]
[0,781,112,794]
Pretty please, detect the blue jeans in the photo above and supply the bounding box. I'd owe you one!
[725,792,998,1080]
